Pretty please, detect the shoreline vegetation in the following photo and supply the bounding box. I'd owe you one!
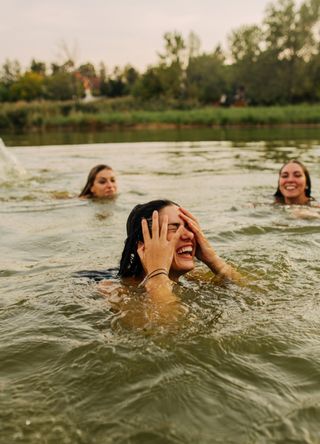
[2,99,320,132]
[1,0,320,136]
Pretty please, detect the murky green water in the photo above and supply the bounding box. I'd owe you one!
[1,131,320,443]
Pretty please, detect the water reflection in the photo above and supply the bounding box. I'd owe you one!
[3,126,320,147]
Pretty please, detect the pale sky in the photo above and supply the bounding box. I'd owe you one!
[1,0,275,72]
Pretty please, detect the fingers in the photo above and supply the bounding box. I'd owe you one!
[151,210,159,239]
[160,214,168,239]
[142,211,163,242]
[179,211,200,234]
[179,207,198,223]
[141,218,151,242]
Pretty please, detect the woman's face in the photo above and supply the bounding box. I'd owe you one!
[90,168,117,198]
[278,163,308,204]
[158,205,196,278]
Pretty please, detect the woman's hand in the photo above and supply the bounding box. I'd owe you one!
[179,207,241,281]
[178,207,217,268]
[137,210,184,275]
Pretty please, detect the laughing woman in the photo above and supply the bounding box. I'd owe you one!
[99,199,240,325]
[274,160,314,205]
[274,160,320,218]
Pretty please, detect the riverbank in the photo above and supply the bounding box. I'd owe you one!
[1,98,320,132]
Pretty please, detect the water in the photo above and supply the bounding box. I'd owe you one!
[1,135,320,443]
[0,138,26,179]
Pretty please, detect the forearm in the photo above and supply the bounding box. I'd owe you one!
[205,253,241,281]
[145,274,177,304]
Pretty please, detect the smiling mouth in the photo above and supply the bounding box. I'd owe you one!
[176,246,193,257]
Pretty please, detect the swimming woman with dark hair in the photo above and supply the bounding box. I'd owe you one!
[79,164,117,199]
[274,160,313,205]
[273,160,320,218]
[99,199,240,319]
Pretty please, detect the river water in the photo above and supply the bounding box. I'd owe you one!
[1,131,320,443]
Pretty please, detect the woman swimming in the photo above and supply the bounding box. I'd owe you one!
[99,199,240,323]
[79,164,117,199]
[273,160,320,218]
[274,160,314,205]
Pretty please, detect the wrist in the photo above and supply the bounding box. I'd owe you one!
[139,269,169,287]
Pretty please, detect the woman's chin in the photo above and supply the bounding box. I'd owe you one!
[172,258,195,274]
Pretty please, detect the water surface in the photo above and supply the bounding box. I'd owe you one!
[0,137,320,443]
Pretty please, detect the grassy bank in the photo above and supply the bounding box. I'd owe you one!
[1,98,320,132]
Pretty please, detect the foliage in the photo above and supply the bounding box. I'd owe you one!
[1,0,320,107]
[44,72,83,100]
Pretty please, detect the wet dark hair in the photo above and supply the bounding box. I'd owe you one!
[274,160,312,203]
[118,199,177,278]
[79,164,114,198]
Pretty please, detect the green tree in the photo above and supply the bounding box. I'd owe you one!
[77,62,96,79]
[132,66,164,100]
[44,72,83,100]
[0,59,21,86]
[30,59,46,75]
[186,48,227,103]
[263,0,320,101]
[123,65,139,93]
[228,25,263,63]
[158,31,187,66]
[10,71,44,101]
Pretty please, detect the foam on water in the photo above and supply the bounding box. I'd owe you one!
[0,137,27,180]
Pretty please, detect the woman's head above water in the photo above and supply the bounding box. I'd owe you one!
[274,160,312,205]
[79,164,117,199]
[119,199,196,280]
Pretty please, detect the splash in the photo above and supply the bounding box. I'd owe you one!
[0,137,27,180]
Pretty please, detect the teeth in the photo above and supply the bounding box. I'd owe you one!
[177,246,192,254]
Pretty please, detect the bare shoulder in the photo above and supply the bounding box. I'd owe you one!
[292,208,320,219]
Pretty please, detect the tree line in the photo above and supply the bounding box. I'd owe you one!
[1,0,320,106]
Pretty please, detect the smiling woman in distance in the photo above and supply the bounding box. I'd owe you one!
[274,160,315,205]
[79,164,117,199]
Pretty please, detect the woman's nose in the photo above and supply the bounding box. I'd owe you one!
[180,226,194,239]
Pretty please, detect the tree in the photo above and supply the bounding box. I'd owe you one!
[78,62,97,79]
[228,25,263,63]
[30,59,46,75]
[44,72,83,100]
[158,31,187,67]
[0,59,21,86]
[132,66,164,100]
[187,31,201,60]
[186,49,228,103]
[123,65,139,93]
[263,0,320,101]
[264,0,320,61]
[10,71,44,101]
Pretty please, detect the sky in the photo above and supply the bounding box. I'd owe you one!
[1,0,276,72]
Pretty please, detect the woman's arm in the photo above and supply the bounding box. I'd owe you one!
[179,207,241,282]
